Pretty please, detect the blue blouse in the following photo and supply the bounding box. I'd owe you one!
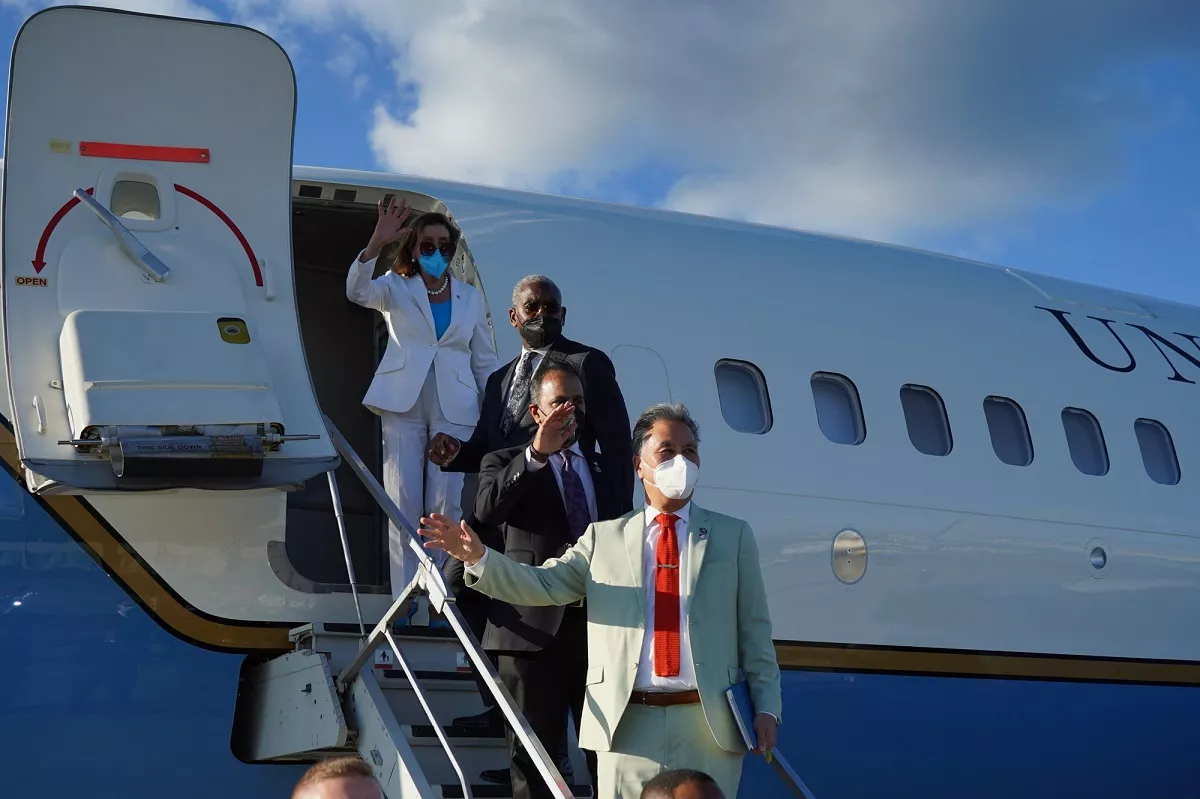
[430,298,451,340]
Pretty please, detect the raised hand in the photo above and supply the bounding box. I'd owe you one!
[428,433,461,466]
[530,401,577,458]
[362,196,411,261]
[419,513,485,565]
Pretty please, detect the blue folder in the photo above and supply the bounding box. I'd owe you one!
[725,677,759,751]
[725,675,819,798]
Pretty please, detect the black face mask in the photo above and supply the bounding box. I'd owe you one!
[518,315,563,349]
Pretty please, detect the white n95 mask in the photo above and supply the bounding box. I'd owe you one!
[643,454,699,500]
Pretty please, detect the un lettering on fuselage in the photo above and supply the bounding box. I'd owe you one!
[1039,306,1200,385]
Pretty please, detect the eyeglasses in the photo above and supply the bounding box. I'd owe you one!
[419,241,455,258]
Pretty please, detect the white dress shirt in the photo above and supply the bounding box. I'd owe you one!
[634,502,698,691]
[524,443,598,523]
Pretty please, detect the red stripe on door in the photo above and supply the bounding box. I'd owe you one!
[79,141,210,163]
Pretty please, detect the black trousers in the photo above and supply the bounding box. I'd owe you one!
[441,555,497,710]
[498,606,598,799]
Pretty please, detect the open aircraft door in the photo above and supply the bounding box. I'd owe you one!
[1,7,337,495]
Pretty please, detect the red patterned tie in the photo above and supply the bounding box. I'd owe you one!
[653,513,681,677]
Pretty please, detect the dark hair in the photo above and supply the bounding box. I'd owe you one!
[291,757,378,798]
[640,769,720,799]
[530,355,583,405]
[631,402,700,455]
[384,211,461,278]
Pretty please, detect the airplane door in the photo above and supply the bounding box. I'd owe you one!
[1,7,337,494]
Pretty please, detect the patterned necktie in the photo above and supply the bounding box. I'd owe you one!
[558,451,592,541]
[653,513,681,677]
[501,352,534,437]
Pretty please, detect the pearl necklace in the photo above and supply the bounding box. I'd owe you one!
[426,273,449,296]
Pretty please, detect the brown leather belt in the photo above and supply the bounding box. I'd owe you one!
[628,689,701,707]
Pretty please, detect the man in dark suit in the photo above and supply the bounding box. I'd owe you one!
[427,274,634,740]
[428,274,634,491]
[472,356,632,799]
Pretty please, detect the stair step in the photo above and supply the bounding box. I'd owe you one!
[372,632,468,673]
[437,784,594,798]
[406,724,509,784]
[407,723,593,794]
[391,624,460,640]
[377,670,490,722]
[410,723,505,740]
[378,670,475,682]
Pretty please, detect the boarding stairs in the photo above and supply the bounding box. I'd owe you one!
[233,418,592,799]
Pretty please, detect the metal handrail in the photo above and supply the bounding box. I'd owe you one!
[322,415,574,799]
[326,470,365,636]
[384,629,474,799]
[768,750,817,798]
[326,471,473,799]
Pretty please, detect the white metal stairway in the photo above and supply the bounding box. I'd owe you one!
[233,418,592,799]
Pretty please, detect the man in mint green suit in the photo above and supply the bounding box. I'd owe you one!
[420,402,781,799]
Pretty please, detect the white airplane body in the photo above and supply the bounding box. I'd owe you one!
[2,7,1197,798]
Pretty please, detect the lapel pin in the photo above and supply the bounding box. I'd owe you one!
[592,462,602,473]
[698,527,709,540]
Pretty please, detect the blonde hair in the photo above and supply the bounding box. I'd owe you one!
[291,757,378,798]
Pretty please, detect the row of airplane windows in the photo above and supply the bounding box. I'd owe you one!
[712,359,1182,486]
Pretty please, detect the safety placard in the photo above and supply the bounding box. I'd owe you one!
[373,648,397,670]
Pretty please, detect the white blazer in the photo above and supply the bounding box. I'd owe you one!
[346,254,499,426]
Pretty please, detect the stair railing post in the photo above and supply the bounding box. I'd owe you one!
[326,469,366,637]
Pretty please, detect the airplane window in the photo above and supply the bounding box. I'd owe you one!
[900,385,952,456]
[714,359,773,434]
[110,179,160,221]
[983,396,1033,466]
[1061,408,1109,476]
[810,372,865,445]
[1134,418,1180,485]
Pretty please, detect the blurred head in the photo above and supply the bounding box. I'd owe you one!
[291,757,382,799]
[640,769,725,799]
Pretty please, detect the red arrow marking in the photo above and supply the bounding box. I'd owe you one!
[30,184,262,288]
[32,187,93,272]
[173,184,263,287]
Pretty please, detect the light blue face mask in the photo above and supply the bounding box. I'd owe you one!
[419,251,448,279]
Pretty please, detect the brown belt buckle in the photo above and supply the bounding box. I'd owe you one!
[635,691,659,706]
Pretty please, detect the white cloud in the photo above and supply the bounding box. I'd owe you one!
[279,0,1200,241]
[7,0,1198,243]
[325,33,369,98]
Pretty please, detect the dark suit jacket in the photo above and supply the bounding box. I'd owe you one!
[474,443,632,653]
[443,336,635,503]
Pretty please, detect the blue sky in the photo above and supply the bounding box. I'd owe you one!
[0,0,1197,307]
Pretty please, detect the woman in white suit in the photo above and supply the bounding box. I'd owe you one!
[347,198,498,608]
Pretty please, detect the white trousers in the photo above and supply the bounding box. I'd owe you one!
[380,367,475,599]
